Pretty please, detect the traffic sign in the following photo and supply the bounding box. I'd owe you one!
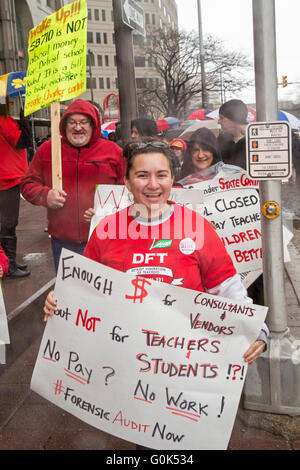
[121,0,145,37]
[246,121,292,180]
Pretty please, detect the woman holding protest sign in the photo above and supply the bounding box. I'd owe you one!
[44,138,268,357]
[43,137,268,450]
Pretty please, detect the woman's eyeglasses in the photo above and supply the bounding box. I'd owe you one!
[129,141,169,151]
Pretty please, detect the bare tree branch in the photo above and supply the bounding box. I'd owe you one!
[137,28,252,118]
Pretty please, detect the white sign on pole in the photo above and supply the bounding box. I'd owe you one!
[31,249,268,450]
[121,0,145,36]
[246,121,292,179]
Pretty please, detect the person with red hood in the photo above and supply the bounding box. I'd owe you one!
[20,99,124,272]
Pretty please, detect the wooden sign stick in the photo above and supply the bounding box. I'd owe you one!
[51,102,62,190]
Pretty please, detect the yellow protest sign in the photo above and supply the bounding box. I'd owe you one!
[25,0,87,116]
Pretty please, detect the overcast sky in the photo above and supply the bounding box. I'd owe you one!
[175,0,300,105]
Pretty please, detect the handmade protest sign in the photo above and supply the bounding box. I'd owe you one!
[182,170,293,283]
[25,0,87,116]
[0,284,10,364]
[25,0,87,189]
[187,171,262,274]
[31,249,268,450]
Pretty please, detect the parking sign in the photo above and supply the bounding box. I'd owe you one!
[246,121,292,180]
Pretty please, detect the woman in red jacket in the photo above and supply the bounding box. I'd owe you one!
[43,139,268,450]
[44,139,268,357]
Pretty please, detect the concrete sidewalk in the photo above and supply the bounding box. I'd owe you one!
[0,199,299,450]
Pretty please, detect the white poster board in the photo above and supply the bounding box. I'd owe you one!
[186,172,262,274]
[31,249,268,450]
[183,171,293,283]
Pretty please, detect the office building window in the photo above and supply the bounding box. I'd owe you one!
[136,78,147,88]
[96,32,101,43]
[97,55,103,66]
[87,52,95,66]
[106,77,111,89]
[47,0,61,9]
[105,55,109,66]
[94,9,99,21]
[87,77,96,89]
[103,32,108,44]
[99,77,104,89]
[102,9,106,21]
[87,32,93,43]
[133,34,144,46]
[135,56,146,67]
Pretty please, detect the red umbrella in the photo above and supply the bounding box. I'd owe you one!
[186,109,212,120]
[102,121,116,131]
[156,119,171,131]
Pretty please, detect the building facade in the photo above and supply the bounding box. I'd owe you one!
[83,0,178,117]
[0,0,178,119]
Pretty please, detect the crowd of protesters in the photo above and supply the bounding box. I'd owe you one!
[5,95,295,450]
[1,97,298,290]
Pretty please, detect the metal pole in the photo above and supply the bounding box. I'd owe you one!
[252,0,287,333]
[197,0,208,108]
[87,49,94,104]
[113,0,138,145]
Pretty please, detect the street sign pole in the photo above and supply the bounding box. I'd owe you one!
[242,0,300,416]
[197,0,208,109]
[252,0,286,333]
[113,0,139,144]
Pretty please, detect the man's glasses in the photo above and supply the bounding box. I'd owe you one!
[67,118,91,127]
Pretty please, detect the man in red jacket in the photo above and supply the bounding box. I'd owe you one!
[20,99,125,272]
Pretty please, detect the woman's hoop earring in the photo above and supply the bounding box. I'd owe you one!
[127,191,134,203]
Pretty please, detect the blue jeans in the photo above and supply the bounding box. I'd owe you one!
[51,237,86,273]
